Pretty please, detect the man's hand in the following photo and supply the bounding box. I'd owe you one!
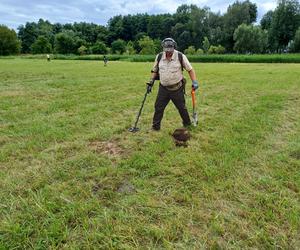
[192,80,199,90]
[146,78,155,93]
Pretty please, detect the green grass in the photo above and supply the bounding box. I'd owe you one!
[0,59,299,248]
[2,53,300,63]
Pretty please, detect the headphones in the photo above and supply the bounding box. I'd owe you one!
[161,38,177,49]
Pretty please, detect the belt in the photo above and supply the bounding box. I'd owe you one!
[163,81,183,91]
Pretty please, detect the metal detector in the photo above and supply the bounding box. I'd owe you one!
[128,89,149,132]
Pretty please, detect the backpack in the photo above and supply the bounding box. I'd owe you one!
[153,52,184,81]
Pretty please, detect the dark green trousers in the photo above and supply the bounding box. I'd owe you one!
[152,84,191,130]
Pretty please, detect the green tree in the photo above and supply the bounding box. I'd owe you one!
[0,25,21,55]
[196,48,204,54]
[125,41,136,55]
[54,31,76,54]
[189,6,210,49]
[30,35,52,54]
[78,45,87,55]
[91,41,108,54]
[222,0,258,51]
[208,45,225,54]
[233,24,268,53]
[269,0,300,52]
[153,39,162,54]
[184,46,196,55]
[111,39,126,54]
[107,15,124,44]
[177,30,192,51]
[138,36,156,55]
[260,10,274,30]
[147,15,163,39]
[293,27,300,52]
[202,37,210,53]
[18,22,39,53]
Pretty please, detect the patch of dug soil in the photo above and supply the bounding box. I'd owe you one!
[172,128,191,147]
[88,139,125,157]
[92,180,136,195]
[290,150,300,160]
[117,180,136,194]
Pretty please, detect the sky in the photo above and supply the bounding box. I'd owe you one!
[0,0,277,30]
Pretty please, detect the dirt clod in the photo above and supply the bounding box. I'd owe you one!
[290,150,300,160]
[172,128,191,147]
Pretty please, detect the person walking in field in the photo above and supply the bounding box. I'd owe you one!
[146,38,199,131]
[47,54,50,62]
[103,55,108,66]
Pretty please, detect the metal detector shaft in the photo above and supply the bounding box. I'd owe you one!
[129,90,149,132]
[133,90,148,127]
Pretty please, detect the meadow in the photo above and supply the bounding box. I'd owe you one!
[0,59,299,248]
[2,53,300,63]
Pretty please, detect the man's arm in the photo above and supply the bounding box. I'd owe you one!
[188,69,199,90]
[151,72,158,80]
[188,69,197,81]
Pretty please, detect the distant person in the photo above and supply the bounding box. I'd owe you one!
[47,54,50,62]
[146,38,199,131]
[103,55,108,66]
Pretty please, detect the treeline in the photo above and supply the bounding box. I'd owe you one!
[0,0,299,56]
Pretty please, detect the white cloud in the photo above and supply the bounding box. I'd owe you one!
[0,0,278,29]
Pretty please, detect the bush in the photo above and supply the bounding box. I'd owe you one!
[125,41,136,55]
[111,39,126,54]
[184,46,196,55]
[78,45,87,55]
[208,45,226,54]
[91,41,108,54]
[138,36,156,55]
[202,37,210,53]
[54,32,77,54]
[196,48,204,55]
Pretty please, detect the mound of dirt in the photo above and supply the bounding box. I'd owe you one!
[88,139,124,157]
[172,128,191,147]
[290,150,300,160]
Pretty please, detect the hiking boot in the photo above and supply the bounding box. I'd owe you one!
[151,126,160,131]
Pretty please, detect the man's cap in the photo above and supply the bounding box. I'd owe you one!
[161,38,177,52]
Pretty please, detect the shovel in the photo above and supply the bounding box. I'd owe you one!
[191,88,198,126]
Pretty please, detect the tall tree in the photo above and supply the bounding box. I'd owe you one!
[293,27,300,52]
[54,31,77,54]
[111,39,126,54]
[31,35,52,54]
[260,10,274,30]
[233,24,268,53]
[222,0,258,51]
[18,22,39,53]
[0,25,21,55]
[147,15,164,39]
[107,15,124,44]
[269,0,300,52]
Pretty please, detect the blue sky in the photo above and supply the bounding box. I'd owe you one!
[0,0,277,30]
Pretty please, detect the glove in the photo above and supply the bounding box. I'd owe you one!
[146,78,155,93]
[192,80,199,90]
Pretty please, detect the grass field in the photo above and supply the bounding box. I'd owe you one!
[0,59,299,249]
[2,53,300,63]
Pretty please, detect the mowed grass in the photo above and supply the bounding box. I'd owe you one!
[0,59,299,249]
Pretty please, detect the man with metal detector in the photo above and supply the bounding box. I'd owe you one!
[147,38,199,131]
